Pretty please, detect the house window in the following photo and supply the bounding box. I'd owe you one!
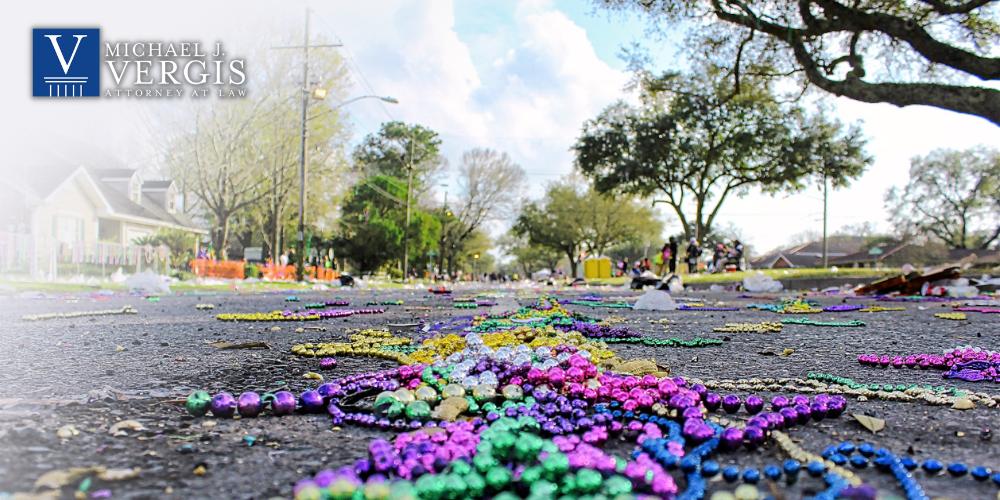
[52,215,84,243]
[98,218,121,242]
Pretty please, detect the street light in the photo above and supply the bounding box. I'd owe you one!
[294,93,398,282]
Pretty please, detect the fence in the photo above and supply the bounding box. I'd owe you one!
[260,262,339,282]
[189,259,245,279]
[0,231,170,279]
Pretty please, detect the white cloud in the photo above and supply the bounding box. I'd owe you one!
[319,0,628,197]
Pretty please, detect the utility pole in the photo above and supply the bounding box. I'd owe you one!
[402,136,414,281]
[821,170,829,268]
[296,9,310,283]
[272,9,341,282]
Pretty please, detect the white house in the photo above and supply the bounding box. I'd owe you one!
[0,164,206,278]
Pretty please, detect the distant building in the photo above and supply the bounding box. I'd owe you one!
[942,248,1000,269]
[0,163,206,278]
[750,236,866,269]
[830,239,954,268]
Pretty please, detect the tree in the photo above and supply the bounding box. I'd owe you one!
[334,174,441,274]
[353,121,445,195]
[499,232,562,277]
[454,230,495,276]
[513,179,662,277]
[233,47,351,261]
[438,148,526,274]
[163,38,351,260]
[886,147,1000,249]
[167,100,270,259]
[601,1,1000,125]
[575,69,869,241]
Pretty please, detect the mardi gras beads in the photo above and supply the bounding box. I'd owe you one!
[770,431,862,487]
[859,347,1000,384]
[823,304,863,312]
[678,305,740,311]
[304,300,350,308]
[748,298,822,314]
[807,372,961,395]
[713,322,783,333]
[599,336,724,348]
[934,312,967,321]
[781,317,865,327]
[217,310,321,321]
[564,299,633,309]
[859,305,906,313]
[22,305,137,321]
[954,306,1000,314]
[692,376,1000,408]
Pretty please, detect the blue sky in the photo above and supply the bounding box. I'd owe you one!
[4,0,998,254]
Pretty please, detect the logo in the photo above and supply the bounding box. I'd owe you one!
[33,28,101,97]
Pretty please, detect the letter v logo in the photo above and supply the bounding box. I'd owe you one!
[33,28,100,97]
[44,34,86,74]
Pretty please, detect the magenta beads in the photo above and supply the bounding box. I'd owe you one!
[237,391,263,417]
[209,392,237,418]
[272,390,297,415]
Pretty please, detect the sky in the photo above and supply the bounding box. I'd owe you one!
[3,0,998,254]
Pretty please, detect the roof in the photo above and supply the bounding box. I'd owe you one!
[141,180,174,190]
[751,251,824,269]
[97,178,200,230]
[93,168,138,180]
[9,163,203,234]
[831,240,911,265]
[784,236,866,257]
[752,236,868,269]
[946,248,1000,265]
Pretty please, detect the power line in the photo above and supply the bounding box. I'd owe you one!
[311,11,397,123]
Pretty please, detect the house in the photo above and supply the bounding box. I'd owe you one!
[944,248,1000,269]
[0,162,206,278]
[750,236,866,269]
[831,240,950,268]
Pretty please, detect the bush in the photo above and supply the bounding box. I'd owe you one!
[244,263,262,279]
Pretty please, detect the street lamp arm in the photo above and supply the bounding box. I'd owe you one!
[307,95,398,122]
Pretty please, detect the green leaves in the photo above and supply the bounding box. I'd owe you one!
[512,179,662,275]
[574,68,870,240]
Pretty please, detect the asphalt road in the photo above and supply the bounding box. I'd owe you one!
[0,286,997,499]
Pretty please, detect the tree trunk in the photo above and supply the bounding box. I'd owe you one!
[565,248,579,278]
[212,214,230,260]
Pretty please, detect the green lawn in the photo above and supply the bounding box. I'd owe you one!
[2,267,896,294]
[588,267,898,286]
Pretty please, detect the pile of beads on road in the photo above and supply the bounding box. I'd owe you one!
[780,317,866,328]
[216,308,385,322]
[859,347,1000,384]
[712,322,783,333]
[934,312,967,321]
[677,304,741,311]
[184,291,1000,499]
[746,299,823,314]
[858,305,906,313]
[21,305,137,321]
[193,335,859,499]
[953,306,1000,313]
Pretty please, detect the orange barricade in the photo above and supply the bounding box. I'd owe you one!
[260,262,339,281]
[189,259,245,279]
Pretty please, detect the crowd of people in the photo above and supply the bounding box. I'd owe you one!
[616,237,745,277]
